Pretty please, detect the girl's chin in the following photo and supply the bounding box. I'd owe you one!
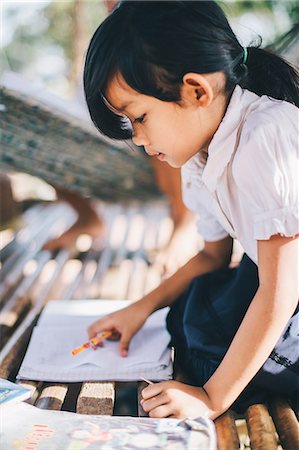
[166,159,182,169]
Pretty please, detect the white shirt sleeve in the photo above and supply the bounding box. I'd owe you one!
[234,109,299,240]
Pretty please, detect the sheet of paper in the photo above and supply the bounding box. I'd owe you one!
[17,300,173,382]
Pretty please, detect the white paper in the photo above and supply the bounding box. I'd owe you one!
[17,300,173,382]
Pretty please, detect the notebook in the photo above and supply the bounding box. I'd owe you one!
[17,300,173,382]
[0,379,32,408]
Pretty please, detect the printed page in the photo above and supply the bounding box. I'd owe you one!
[2,402,217,450]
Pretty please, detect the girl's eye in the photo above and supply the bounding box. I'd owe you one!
[134,114,145,124]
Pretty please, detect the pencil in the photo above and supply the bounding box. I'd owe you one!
[71,330,113,356]
[140,376,154,385]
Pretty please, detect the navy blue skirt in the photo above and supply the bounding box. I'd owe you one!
[166,254,299,412]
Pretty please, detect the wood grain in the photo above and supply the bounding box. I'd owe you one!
[246,404,278,450]
[77,382,115,415]
[214,411,240,450]
[35,383,68,410]
[270,397,299,450]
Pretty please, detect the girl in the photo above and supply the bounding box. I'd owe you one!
[84,1,299,419]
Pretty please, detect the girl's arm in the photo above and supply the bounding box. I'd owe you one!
[88,236,233,355]
[204,234,298,413]
[141,235,233,313]
[141,234,298,419]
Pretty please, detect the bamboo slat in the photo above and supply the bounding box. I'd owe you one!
[246,404,278,450]
[214,411,240,450]
[270,397,299,450]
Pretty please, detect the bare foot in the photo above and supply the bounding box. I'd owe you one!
[43,188,105,251]
[43,213,104,251]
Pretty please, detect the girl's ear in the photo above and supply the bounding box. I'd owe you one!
[182,73,214,108]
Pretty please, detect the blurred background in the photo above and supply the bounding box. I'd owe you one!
[2,0,298,99]
[1,0,298,218]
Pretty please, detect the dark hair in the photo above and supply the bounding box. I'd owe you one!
[83,0,299,140]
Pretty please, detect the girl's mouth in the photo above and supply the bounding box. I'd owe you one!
[156,152,166,161]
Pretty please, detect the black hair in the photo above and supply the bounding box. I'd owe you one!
[83,0,299,140]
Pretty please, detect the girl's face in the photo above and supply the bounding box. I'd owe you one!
[105,73,226,168]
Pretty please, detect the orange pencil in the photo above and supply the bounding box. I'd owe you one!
[71,330,112,356]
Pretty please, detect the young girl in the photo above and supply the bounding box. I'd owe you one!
[84,1,299,419]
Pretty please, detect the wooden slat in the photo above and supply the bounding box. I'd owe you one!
[215,411,240,450]
[76,382,115,415]
[270,397,299,450]
[35,383,68,410]
[73,206,120,299]
[18,380,42,405]
[0,325,33,379]
[246,404,278,450]
[0,250,70,378]
[88,246,116,298]
[0,204,69,283]
[0,251,51,339]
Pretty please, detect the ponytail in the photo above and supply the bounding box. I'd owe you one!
[238,45,299,107]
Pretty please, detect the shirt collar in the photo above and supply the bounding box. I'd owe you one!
[201,85,256,192]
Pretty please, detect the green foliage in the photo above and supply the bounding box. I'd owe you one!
[2,1,106,75]
[44,1,106,61]
[219,0,298,19]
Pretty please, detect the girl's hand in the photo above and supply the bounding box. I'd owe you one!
[87,302,150,357]
[141,381,223,420]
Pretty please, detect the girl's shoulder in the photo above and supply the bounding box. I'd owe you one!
[235,93,298,161]
[232,93,298,188]
[242,92,298,137]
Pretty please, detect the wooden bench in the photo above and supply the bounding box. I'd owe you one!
[0,201,298,450]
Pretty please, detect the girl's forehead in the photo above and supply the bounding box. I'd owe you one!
[105,75,141,113]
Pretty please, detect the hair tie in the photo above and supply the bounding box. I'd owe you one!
[242,47,248,65]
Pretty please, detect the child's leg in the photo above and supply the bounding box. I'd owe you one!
[0,173,19,226]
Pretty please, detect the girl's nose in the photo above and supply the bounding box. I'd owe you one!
[132,129,149,147]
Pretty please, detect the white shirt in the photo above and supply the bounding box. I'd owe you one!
[181,85,299,264]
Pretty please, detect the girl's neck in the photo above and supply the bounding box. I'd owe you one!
[205,87,233,153]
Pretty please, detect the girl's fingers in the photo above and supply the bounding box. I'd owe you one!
[119,328,133,357]
[91,341,104,350]
[107,330,121,341]
[94,341,104,348]
[141,392,168,413]
[88,322,104,339]
[141,381,165,400]
[87,317,114,339]
[148,403,173,419]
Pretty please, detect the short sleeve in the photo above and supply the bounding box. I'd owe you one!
[181,160,229,242]
[234,107,299,240]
